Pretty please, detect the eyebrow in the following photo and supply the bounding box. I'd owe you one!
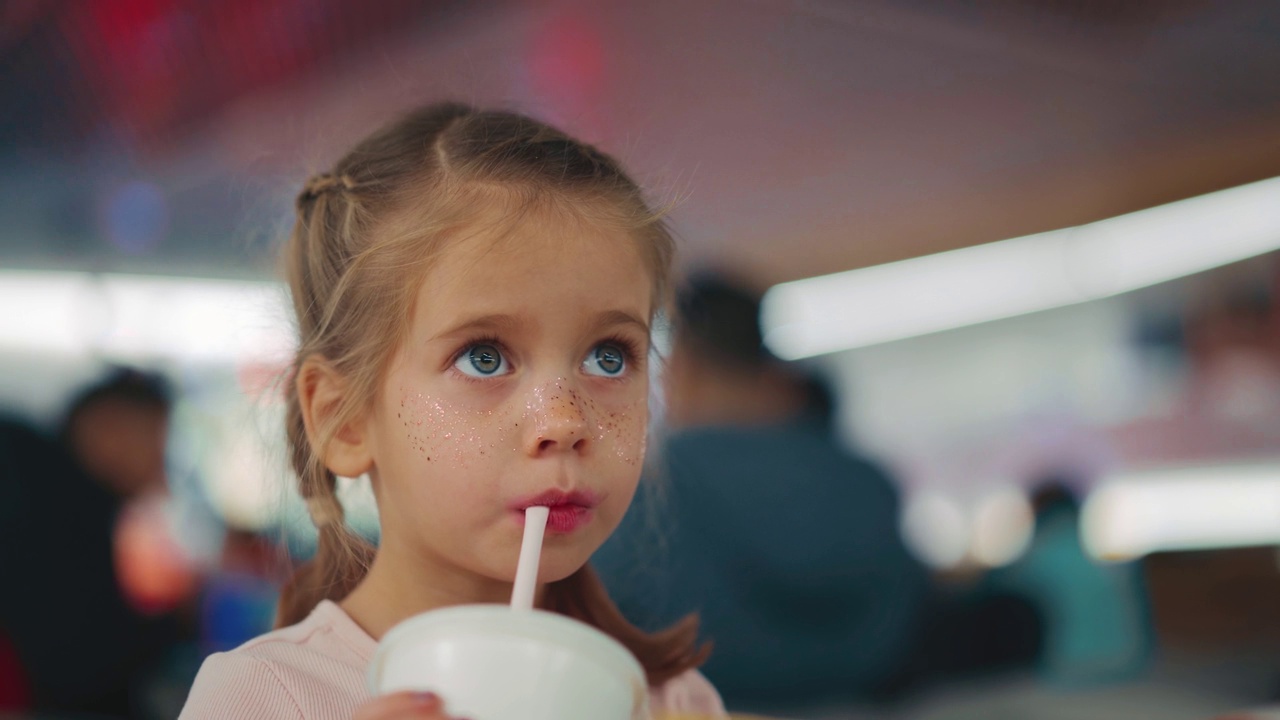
[430,310,649,343]
[430,314,523,343]
[593,309,650,335]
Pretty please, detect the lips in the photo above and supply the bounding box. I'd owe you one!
[511,489,601,534]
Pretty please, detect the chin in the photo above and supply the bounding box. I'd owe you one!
[536,545,595,584]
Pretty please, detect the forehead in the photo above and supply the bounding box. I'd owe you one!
[410,205,653,331]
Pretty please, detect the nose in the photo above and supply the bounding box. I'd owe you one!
[522,379,591,457]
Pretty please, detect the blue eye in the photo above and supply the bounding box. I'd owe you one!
[584,344,626,377]
[455,344,509,377]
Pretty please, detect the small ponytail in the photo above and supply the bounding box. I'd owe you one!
[297,173,358,208]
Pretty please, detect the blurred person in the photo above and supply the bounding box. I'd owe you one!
[179,103,724,719]
[62,367,200,616]
[62,366,171,500]
[63,367,199,716]
[64,368,267,712]
[594,272,931,713]
[986,478,1152,687]
[0,409,179,718]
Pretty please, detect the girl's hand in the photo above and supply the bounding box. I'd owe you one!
[354,691,465,720]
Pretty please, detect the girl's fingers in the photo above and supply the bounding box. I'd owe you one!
[353,690,456,720]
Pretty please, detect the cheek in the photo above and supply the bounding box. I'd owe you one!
[594,404,647,469]
[396,390,518,469]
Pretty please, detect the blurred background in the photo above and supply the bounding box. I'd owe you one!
[3,0,1280,718]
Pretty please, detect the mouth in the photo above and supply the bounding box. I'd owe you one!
[511,489,601,534]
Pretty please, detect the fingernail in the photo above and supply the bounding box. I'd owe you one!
[414,691,440,705]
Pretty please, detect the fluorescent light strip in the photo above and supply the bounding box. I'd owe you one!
[1081,462,1280,560]
[0,271,293,364]
[762,176,1280,359]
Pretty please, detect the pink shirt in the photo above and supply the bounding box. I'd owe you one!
[179,600,725,719]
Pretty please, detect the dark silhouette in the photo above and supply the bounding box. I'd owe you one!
[0,367,186,718]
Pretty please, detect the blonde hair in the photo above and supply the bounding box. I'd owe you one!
[277,103,705,684]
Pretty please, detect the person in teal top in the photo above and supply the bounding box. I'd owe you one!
[989,481,1152,687]
[593,273,930,712]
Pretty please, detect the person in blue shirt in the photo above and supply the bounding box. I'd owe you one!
[594,272,931,713]
[988,480,1151,687]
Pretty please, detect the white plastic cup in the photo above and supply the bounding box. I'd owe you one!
[367,605,649,720]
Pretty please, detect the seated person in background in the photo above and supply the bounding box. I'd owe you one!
[62,367,200,616]
[987,479,1150,687]
[0,403,179,718]
[594,272,931,713]
[62,365,172,501]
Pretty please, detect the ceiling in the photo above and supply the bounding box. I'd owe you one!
[3,0,1280,286]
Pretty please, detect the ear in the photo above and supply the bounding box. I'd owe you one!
[296,355,374,478]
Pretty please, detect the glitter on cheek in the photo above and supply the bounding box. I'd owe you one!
[595,408,647,467]
[399,391,509,471]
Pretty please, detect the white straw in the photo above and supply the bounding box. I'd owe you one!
[510,506,550,611]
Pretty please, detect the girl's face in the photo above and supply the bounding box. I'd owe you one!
[362,210,653,588]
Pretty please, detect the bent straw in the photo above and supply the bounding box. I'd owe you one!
[510,505,550,611]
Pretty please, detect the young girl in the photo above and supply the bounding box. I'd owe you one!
[179,103,725,719]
